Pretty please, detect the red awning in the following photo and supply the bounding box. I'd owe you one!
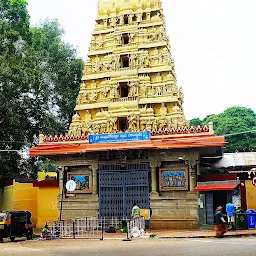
[194,183,239,191]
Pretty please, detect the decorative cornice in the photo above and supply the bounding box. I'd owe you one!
[40,125,211,144]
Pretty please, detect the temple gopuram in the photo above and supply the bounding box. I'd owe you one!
[30,0,226,229]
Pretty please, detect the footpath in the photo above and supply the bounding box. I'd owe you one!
[94,229,256,240]
[151,229,256,239]
[34,228,256,240]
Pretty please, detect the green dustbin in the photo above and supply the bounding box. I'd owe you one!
[235,209,248,229]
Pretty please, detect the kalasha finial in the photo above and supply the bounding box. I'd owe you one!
[208,122,214,133]
[39,134,45,144]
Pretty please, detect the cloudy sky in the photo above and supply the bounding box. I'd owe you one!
[27,0,256,120]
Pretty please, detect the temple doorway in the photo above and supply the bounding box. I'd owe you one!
[213,191,228,213]
[98,163,150,219]
[205,190,233,224]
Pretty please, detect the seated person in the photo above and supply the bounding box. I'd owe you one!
[41,223,51,238]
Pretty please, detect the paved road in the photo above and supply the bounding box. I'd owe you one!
[0,237,255,256]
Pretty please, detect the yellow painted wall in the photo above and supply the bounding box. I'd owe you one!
[36,187,59,228]
[0,181,38,225]
[0,179,59,228]
[12,182,38,225]
[0,183,14,211]
[246,180,256,210]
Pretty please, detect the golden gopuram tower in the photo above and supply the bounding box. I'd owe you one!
[69,0,188,137]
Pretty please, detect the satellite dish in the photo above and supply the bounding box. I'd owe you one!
[66,180,76,192]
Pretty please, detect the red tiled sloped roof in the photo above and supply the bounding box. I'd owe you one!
[30,134,226,157]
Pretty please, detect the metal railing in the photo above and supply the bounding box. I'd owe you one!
[111,96,137,103]
[127,217,145,239]
[49,217,102,240]
[48,217,130,240]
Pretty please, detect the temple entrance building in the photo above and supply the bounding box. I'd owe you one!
[30,0,226,229]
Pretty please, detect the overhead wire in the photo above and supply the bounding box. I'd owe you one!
[0,141,31,144]
[0,150,24,152]
[221,129,256,137]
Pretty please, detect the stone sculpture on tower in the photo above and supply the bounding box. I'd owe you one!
[69,0,188,137]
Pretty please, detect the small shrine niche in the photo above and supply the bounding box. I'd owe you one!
[118,117,128,132]
[122,33,129,44]
[119,82,129,98]
[120,55,129,68]
[124,14,129,25]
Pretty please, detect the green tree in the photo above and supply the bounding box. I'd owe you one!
[37,158,57,174]
[203,106,256,152]
[190,118,202,126]
[0,1,84,182]
[0,0,32,182]
[28,20,84,133]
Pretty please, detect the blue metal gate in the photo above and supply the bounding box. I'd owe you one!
[206,192,214,224]
[99,163,150,219]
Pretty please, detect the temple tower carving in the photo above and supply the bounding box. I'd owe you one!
[69,0,188,136]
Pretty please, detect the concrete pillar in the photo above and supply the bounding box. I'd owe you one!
[197,161,201,176]
[150,161,159,196]
[92,164,98,195]
[58,166,65,221]
[189,165,196,192]
[58,166,64,195]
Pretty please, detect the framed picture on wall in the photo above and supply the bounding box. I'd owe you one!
[159,168,188,191]
[67,171,92,194]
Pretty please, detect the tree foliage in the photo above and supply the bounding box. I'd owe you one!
[28,20,84,133]
[0,0,31,182]
[37,158,57,174]
[0,0,84,182]
[190,106,256,153]
[190,118,203,126]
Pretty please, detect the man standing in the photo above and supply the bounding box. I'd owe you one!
[226,199,236,231]
[131,202,140,218]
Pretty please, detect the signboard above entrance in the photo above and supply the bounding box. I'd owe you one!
[88,131,150,144]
